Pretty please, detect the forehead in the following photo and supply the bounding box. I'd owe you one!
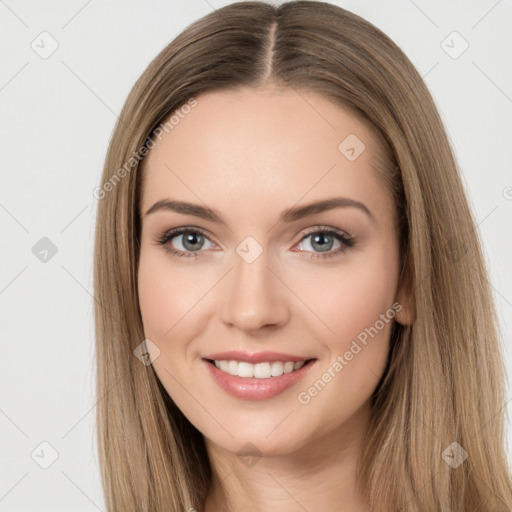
[139,87,392,222]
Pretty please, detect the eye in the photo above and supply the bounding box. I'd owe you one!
[295,227,355,260]
[156,227,215,259]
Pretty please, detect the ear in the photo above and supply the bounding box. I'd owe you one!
[394,255,416,326]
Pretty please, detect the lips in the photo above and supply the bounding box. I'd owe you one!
[202,351,317,401]
[202,350,313,364]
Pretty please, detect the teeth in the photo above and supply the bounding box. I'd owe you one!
[271,361,284,376]
[238,362,254,378]
[212,359,308,378]
[227,360,238,374]
[254,362,271,378]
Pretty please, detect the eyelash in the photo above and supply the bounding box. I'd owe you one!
[155,226,356,261]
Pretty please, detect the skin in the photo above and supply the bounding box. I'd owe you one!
[137,87,413,512]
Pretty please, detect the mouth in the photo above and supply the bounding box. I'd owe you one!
[204,358,316,378]
[202,356,318,401]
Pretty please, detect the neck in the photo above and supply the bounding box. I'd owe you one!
[203,402,371,512]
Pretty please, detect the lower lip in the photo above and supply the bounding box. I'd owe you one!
[203,359,316,401]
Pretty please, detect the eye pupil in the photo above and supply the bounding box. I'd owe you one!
[311,233,333,252]
[183,232,204,251]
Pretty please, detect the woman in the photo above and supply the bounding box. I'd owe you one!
[93,2,512,510]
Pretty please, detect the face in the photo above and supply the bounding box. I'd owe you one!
[137,87,411,457]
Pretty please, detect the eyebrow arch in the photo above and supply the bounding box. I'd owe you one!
[144,196,375,225]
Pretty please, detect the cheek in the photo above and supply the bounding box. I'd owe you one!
[137,249,205,341]
[138,254,171,338]
[137,251,202,397]
[291,247,399,348]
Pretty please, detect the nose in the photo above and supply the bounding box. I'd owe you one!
[219,248,290,333]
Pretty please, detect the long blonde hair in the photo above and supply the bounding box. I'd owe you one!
[93,2,512,510]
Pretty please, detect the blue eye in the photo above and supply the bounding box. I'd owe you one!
[156,227,213,259]
[156,226,355,260]
[296,227,355,260]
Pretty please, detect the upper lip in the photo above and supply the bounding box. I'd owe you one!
[203,351,315,364]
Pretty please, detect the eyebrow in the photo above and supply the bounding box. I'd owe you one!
[144,196,375,225]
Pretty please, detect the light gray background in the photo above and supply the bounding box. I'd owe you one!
[1,1,511,510]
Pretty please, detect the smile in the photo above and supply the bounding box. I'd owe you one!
[203,357,317,401]
[209,359,308,378]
